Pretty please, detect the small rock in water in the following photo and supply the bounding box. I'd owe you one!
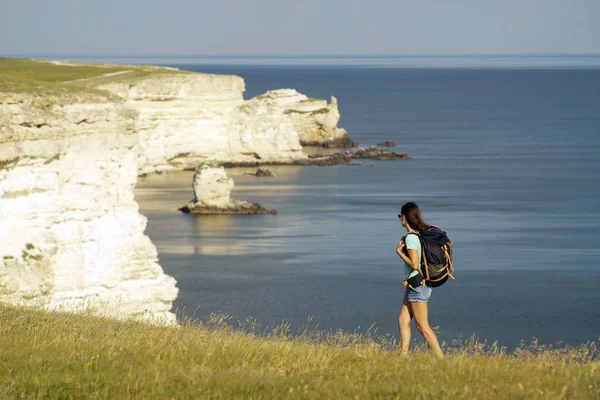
[245,168,276,177]
[377,140,396,147]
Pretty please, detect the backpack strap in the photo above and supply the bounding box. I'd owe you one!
[405,232,428,280]
[405,232,419,240]
[404,232,420,251]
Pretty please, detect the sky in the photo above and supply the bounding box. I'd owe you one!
[1,0,599,57]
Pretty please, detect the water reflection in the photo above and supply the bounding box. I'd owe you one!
[192,215,235,231]
[157,242,251,256]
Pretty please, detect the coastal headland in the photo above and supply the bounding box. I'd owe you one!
[0,58,409,321]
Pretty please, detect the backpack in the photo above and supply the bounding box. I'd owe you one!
[408,226,455,288]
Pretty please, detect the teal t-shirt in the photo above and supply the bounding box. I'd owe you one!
[404,234,422,278]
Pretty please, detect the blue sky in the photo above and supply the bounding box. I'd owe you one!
[1,0,599,56]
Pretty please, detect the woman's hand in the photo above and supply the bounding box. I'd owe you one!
[396,239,418,270]
[396,240,407,259]
[397,240,406,253]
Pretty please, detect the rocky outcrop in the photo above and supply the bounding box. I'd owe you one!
[0,92,178,323]
[348,146,409,160]
[179,164,276,215]
[251,89,355,148]
[377,141,396,147]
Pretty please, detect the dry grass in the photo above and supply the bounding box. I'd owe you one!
[0,305,598,399]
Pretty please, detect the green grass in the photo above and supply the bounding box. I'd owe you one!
[0,58,122,100]
[0,305,598,399]
[0,58,187,102]
[0,59,133,84]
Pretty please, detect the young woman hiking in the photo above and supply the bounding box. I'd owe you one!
[396,202,444,358]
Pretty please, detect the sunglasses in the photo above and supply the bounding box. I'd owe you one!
[398,214,403,219]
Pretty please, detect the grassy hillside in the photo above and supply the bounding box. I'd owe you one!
[0,305,598,399]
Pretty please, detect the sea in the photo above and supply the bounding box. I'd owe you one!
[132,62,600,349]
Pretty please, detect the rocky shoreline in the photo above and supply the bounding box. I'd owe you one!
[299,137,358,148]
[222,146,410,168]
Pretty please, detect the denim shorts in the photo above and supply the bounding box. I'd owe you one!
[406,284,432,303]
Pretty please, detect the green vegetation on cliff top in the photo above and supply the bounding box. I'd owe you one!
[0,305,598,399]
[0,58,186,100]
[0,59,133,84]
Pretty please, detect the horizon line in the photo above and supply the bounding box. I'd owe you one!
[3,53,600,59]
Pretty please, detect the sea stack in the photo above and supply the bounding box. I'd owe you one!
[179,164,277,215]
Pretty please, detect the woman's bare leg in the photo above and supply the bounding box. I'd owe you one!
[411,302,444,359]
[398,294,413,356]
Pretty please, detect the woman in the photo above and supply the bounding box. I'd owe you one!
[396,202,444,358]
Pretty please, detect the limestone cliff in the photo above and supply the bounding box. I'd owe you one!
[92,76,351,174]
[0,90,178,323]
[94,75,312,174]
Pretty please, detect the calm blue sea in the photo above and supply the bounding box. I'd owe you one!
[134,66,600,349]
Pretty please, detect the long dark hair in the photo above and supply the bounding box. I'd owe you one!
[400,202,427,231]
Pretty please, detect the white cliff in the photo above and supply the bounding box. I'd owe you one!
[95,74,315,174]
[0,91,178,323]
